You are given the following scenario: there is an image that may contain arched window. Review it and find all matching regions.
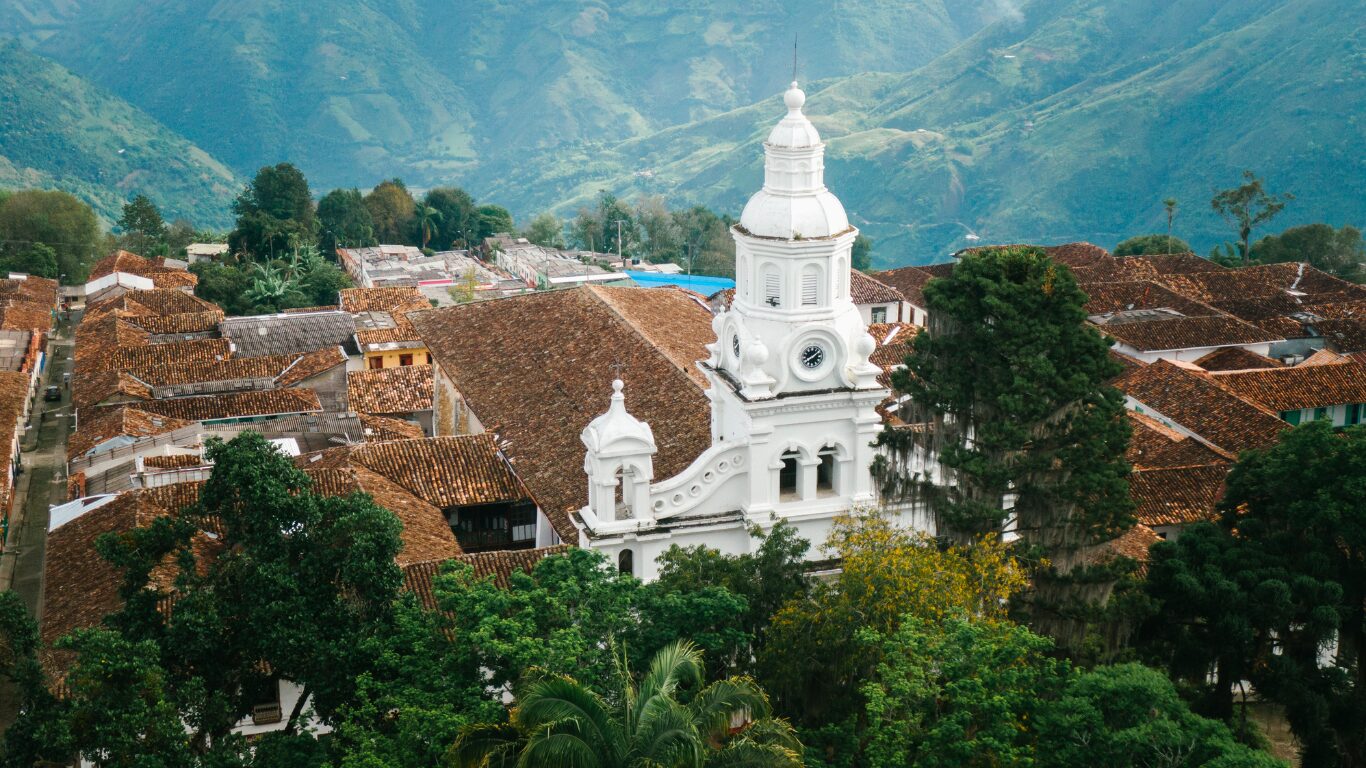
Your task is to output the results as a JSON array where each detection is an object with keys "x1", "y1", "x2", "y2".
[
  {"x1": 614, "y1": 466, "x2": 635, "y2": 520},
  {"x1": 817, "y1": 446, "x2": 838, "y2": 496},
  {"x1": 778, "y1": 450, "x2": 801, "y2": 500},
  {"x1": 800, "y1": 265, "x2": 821, "y2": 307},
  {"x1": 618, "y1": 549, "x2": 635, "y2": 576},
  {"x1": 762, "y1": 265, "x2": 782, "y2": 308}
]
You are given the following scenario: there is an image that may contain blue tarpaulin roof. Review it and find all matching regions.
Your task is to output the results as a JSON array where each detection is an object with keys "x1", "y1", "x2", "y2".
[{"x1": 624, "y1": 271, "x2": 736, "y2": 294}]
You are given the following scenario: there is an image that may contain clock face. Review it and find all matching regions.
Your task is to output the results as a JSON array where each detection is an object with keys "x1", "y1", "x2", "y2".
[
  {"x1": 800, "y1": 344, "x2": 826, "y2": 370},
  {"x1": 731, "y1": 334, "x2": 741, "y2": 359}
]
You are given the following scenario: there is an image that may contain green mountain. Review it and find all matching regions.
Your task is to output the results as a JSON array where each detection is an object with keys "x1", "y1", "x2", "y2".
[
  {"x1": 0, "y1": 0, "x2": 83, "y2": 45},
  {"x1": 34, "y1": 0, "x2": 1002, "y2": 190},
  {"x1": 0, "y1": 41, "x2": 241, "y2": 227},
  {"x1": 478, "y1": 0, "x2": 1366, "y2": 266}
]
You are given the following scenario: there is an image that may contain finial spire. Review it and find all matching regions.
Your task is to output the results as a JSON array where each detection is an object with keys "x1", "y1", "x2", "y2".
[{"x1": 792, "y1": 33, "x2": 798, "y2": 83}]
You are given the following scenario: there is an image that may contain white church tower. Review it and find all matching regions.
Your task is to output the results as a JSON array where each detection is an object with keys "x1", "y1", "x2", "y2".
[{"x1": 577, "y1": 82, "x2": 898, "y2": 580}]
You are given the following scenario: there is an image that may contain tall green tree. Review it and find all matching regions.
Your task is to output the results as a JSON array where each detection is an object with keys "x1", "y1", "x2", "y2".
[
  {"x1": 1140, "y1": 421, "x2": 1366, "y2": 768},
  {"x1": 1211, "y1": 171, "x2": 1294, "y2": 265},
  {"x1": 363, "y1": 179, "x2": 415, "y2": 244},
  {"x1": 523, "y1": 212, "x2": 566, "y2": 249},
  {"x1": 414, "y1": 204, "x2": 443, "y2": 250},
  {"x1": 228, "y1": 163, "x2": 316, "y2": 259},
  {"x1": 452, "y1": 640, "x2": 803, "y2": 768},
  {"x1": 0, "y1": 242, "x2": 59, "y2": 278},
  {"x1": 316, "y1": 188, "x2": 375, "y2": 252},
  {"x1": 872, "y1": 246, "x2": 1134, "y2": 646},
  {"x1": 851, "y1": 234, "x2": 874, "y2": 271},
  {"x1": 16, "y1": 432, "x2": 409, "y2": 763},
  {"x1": 476, "y1": 204, "x2": 515, "y2": 241},
  {"x1": 424, "y1": 187, "x2": 479, "y2": 249},
  {"x1": 1250, "y1": 223, "x2": 1365, "y2": 282},
  {"x1": 0, "y1": 188, "x2": 100, "y2": 281},
  {"x1": 116, "y1": 194, "x2": 168, "y2": 255}
]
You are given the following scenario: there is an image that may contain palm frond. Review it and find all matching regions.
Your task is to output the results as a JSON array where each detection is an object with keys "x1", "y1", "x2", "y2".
[
  {"x1": 450, "y1": 722, "x2": 525, "y2": 768},
  {"x1": 705, "y1": 740, "x2": 803, "y2": 768},
  {"x1": 516, "y1": 676, "x2": 623, "y2": 764},
  {"x1": 638, "y1": 640, "x2": 704, "y2": 709},
  {"x1": 688, "y1": 677, "x2": 771, "y2": 739},
  {"x1": 632, "y1": 698, "x2": 704, "y2": 768},
  {"x1": 520, "y1": 731, "x2": 604, "y2": 768}
]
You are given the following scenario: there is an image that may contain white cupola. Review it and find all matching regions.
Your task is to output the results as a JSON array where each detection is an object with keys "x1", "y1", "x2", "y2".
[
  {"x1": 710, "y1": 81, "x2": 881, "y2": 399},
  {"x1": 738, "y1": 82, "x2": 850, "y2": 240},
  {"x1": 581, "y1": 379, "x2": 656, "y2": 525}
]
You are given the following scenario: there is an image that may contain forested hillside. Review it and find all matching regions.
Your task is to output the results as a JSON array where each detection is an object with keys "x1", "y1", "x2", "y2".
[{"x1": 0, "y1": 42, "x2": 241, "y2": 226}]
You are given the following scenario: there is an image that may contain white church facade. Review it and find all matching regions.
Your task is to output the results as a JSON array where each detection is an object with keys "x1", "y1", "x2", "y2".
[{"x1": 575, "y1": 82, "x2": 931, "y2": 579}]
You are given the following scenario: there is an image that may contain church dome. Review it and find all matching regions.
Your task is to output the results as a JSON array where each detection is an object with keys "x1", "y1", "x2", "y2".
[{"x1": 739, "y1": 82, "x2": 850, "y2": 240}]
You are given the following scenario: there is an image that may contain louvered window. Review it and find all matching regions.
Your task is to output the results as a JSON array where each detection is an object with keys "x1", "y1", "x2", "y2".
[
  {"x1": 763, "y1": 271, "x2": 781, "y2": 307},
  {"x1": 801, "y1": 271, "x2": 819, "y2": 306}
]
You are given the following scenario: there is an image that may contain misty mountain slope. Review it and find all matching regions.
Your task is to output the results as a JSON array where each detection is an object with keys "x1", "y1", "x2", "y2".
[
  {"x1": 37, "y1": 0, "x2": 1002, "y2": 189},
  {"x1": 0, "y1": 42, "x2": 241, "y2": 226},
  {"x1": 480, "y1": 0, "x2": 1366, "y2": 266}
]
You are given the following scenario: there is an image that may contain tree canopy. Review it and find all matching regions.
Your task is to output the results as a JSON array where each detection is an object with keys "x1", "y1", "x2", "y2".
[
  {"x1": 1139, "y1": 421, "x2": 1366, "y2": 767},
  {"x1": 316, "y1": 188, "x2": 375, "y2": 252},
  {"x1": 1114, "y1": 233, "x2": 1191, "y2": 256},
  {"x1": 0, "y1": 188, "x2": 100, "y2": 281},
  {"x1": 228, "y1": 163, "x2": 317, "y2": 259},
  {"x1": 1250, "y1": 223, "x2": 1364, "y2": 282}
]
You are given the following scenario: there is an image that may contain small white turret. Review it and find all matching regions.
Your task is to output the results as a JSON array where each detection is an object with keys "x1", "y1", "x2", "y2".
[{"x1": 582, "y1": 379, "x2": 657, "y2": 525}]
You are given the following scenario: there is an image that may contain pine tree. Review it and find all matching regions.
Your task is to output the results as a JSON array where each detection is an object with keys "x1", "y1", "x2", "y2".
[{"x1": 872, "y1": 246, "x2": 1133, "y2": 646}]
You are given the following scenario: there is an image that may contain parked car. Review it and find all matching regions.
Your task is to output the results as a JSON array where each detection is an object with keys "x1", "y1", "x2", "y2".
[{"x1": 43, "y1": 385, "x2": 61, "y2": 402}]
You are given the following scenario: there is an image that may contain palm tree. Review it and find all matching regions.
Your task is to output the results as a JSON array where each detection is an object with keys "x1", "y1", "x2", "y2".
[
  {"x1": 451, "y1": 640, "x2": 802, "y2": 768},
  {"x1": 415, "y1": 204, "x2": 444, "y2": 250}
]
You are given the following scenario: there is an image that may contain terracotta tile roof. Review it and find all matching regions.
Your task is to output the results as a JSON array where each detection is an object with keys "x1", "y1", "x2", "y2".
[
  {"x1": 1098, "y1": 314, "x2": 1282, "y2": 352},
  {"x1": 870, "y1": 266, "x2": 933, "y2": 308},
  {"x1": 0, "y1": 275, "x2": 59, "y2": 305},
  {"x1": 1082, "y1": 281, "x2": 1221, "y2": 318},
  {"x1": 410, "y1": 286, "x2": 714, "y2": 540},
  {"x1": 359, "y1": 413, "x2": 426, "y2": 441},
  {"x1": 74, "y1": 314, "x2": 151, "y2": 356},
  {"x1": 283, "y1": 305, "x2": 342, "y2": 314},
  {"x1": 918, "y1": 262, "x2": 957, "y2": 279},
  {"x1": 347, "y1": 364, "x2": 434, "y2": 414},
  {"x1": 340, "y1": 287, "x2": 428, "y2": 313},
  {"x1": 588, "y1": 285, "x2": 716, "y2": 389},
  {"x1": 1193, "y1": 347, "x2": 1285, "y2": 372},
  {"x1": 850, "y1": 270, "x2": 905, "y2": 305},
  {"x1": 76, "y1": 338, "x2": 232, "y2": 373},
  {"x1": 1209, "y1": 361, "x2": 1366, "y2": 412},
  {"x1": 1319, "y1": 318, "x2": 1366, "y2": 353},
  {"x1": 88, "y1": 251, "x2": 198, "y2": 289},
  {"x1": 85, "y1": 289, "x2": 219, "y2": 320},
  {"x1": 1130, "y1": 464, "x2": 1229, "y2": 528},
  {"x1": 0, "y1": 305, "x2": 54, "y2": 334},
  {"x1": 297, "y1": 434, "x2": 530, "y2": 510},
  {"x1": 868, "y1": 323, "x2": 917, "y2": 370},
  {"x1": 67, "y1": 406, "x2": 195, "y2": 460},
  {"x1": 129, "y1": 311, "x2": 223, "y2": 335},
  {"x1": 123, "y1": 388, "x2": 322, "y2": 422},
  {"x1": 1072, "y1": 254, "x2": 1226, "y2": 285},
  {"x1": 1126, "y1": 411, "x2": 1234, "y2": 467},
  {"x1": 1115, "y1": 360, "x2": 1287, "y2": 455},
  {"x1": 344, "y1": 467, "x2": 462, "y2": 565},
  {"x1": 1298, "y1": 349, "x2": 1351, "y2": 367},
  {"x1": 402, "y1": 545, "x2": 574, "y2": 608},
  {"x1": 141, "y1": 454, "x2": 206, "y2": 469},
  {"x1": 0, "y1": 371, "x2": 29, "y2": 508},
  {"x1": 275, "y1": 347, "x2": 347, "y2": 387},
  {"x1": 72, "y1": 368, "x2": 153, "y2": 411}
]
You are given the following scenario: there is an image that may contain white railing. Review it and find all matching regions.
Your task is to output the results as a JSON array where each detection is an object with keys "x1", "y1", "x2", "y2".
[{"x1": 647, "y1": 443, "x2": 747, "y2": 521}]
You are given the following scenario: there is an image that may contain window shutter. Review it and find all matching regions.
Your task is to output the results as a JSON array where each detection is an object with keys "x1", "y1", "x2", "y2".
[
  {"x1": 764, "y1": 272, "x2": 781, "y2": 306},
  {"x1": 801, "y1": 272, "x2": 818, "y2": 306}
]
